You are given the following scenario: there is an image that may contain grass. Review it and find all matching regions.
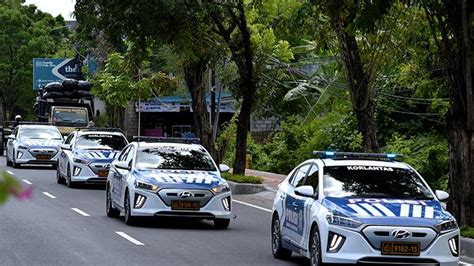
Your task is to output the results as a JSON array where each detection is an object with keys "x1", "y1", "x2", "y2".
[
  {"x1": 222, "y1": 172, "x2": 263, "y2": 184},
  {"x1": 461, "y1": 225, "x2": 474, "y2": 238}
]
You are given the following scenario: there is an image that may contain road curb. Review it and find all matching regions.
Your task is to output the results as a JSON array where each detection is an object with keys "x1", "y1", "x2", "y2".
[
  {"x1": 461, "y1": 237, "x2": 474, "y2": 263},
  {"x1": 228, "y1": 181, "x2": 266, "y2": 195}
]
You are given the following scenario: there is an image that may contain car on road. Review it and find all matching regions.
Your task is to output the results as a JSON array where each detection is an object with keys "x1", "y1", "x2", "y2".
[
  {"x1": 6, "y1": 124, "x2": 63, "y2": 168},
  {"x1": 271, "y1": 151, "x2": 459, "y2": 266},
  {"x1": 57, "y1": 128, "x2": 128, "y2": 187},
  {"x1": 105, "y1": 137, "x2": 232, "y2": 228}
]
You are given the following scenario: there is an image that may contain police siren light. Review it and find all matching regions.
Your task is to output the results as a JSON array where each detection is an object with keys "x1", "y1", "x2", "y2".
[{"x1": 312, "y1": 151, "x2": 403, "y2": 161}]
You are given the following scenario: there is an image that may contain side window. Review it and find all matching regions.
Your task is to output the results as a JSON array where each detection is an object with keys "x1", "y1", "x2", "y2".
[
  {"x1": 64, "y1": 133, "x2": 74, "y2": 144},
  {"x1": 291, "y1": 164, "x2": 311, "y2": 187},
  {"x1": 304, "y1": 164, "x2": 319, "y2": 192},
  {"x1": 13, "y1": 127, "x2": 18, "y2": 137},
  {"x1": 125, "y1": 147, "x2": 135, "y2": 166},
  {"x1": 117, "y1": 146, "x2": 131, "y2": 161}
]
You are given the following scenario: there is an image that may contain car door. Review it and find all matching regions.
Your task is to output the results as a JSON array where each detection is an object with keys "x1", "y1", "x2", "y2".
[
  {"x1": 300, "y1": 164, "x2": 320, "y2": 247},
  {"x1": 59, "y1": 133, "x2": 74, "y2": 176},
  {"x1": 111, "y1": 145, "x2": 134, "y2": 204},
  {"x1": 281, "y1": 163, "x2": 312, "y2": 248},
  {"x1": 118, "y1": 146, "x2": 135, "y2": 204}
]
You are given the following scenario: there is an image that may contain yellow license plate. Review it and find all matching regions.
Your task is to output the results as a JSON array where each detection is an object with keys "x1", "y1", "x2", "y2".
[
  {"x1": 171, "y1": 201, "x2": 200, "y2": 210},
  {"x1": 36, "y1": 154, "x2": 51, "y2": 160},
  {"x1": 381, "y1": 242, "x2": 420, "y2": 256},
  {"x1": 97, "y1": 170, "x2": 109, "y2": 177}
]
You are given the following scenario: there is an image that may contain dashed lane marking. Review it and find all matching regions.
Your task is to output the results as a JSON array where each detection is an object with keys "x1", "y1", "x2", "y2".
[
  {"x1": 42, "y1": 192, "x2": 57, "y2": 199},
  {"x1": 6, "y1": 170, "x2": 14, "y2": 175},
  {"x1": 232, "y1": 199, "x2": 272, "y2": 213},
  {"x1": 71, "y1": 208, "x2": 90, "y2": 217},
  {"x1": 22, "y1": 179, "x2": 32, "y2": 185},
  {"x1": 115, "y1": 231, "x2": 145, "y2": 246}
]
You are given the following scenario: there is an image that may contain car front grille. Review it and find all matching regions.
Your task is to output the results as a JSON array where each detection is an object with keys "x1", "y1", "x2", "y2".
[
  {"x1": 157, "y1": 189, "x2": 213, "y2": 208},
  {"x1": 362, "y1": 226, "x2": 438, "y2": 251}
]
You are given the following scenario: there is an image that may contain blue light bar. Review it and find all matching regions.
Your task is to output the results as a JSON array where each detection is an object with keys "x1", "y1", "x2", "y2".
[
  {"x1": 312, "y1": 151, "x2": 403, "y2": 161},
  {"x1": 325, "y1": 151, "x2": 335, "y2": 157}
]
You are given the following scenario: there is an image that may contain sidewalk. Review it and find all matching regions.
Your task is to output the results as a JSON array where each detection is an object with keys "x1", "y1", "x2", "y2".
[{"x1": 244, "y1": 168, "x2": 286, "y2": 192}]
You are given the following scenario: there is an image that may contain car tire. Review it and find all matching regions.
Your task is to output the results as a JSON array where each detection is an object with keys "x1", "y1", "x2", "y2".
[
  {"x1": 214, "y1": 218, "x2": 230, "y2": 229},
  {"x1": 124, "y1": 190, "x2": 137, "y2": 226},
  {"x1": 51, "y1": 163, "x2": 57, "y2": 170},
  {"x1": 66, "y1": 163, "x2": 75, "y2": 188},
  {"x1": 271, "y1": 214, "x2": 292, "y2": 259},
  {"x1": 12, "y1": 149, "x2": 19, "y2": 168},
  {"x1": 6, "y1": 150, "x2": 12, "y2": 167},
  {"x1": 56, "y1": 166, "x2": 65, "y2": 184},
  {"x1": 309, "y1": 224, "x2": 322, "y2": 266},
  {"x1": 106, "y1": 183, "x2": 120, "y2": 218}
]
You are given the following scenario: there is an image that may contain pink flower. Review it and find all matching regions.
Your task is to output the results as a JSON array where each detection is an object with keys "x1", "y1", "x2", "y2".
[{"x1": 9, "y1": 185, "x2": 34, "y2": 200}]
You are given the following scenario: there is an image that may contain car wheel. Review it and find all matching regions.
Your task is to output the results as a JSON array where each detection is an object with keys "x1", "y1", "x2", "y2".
[
  {"x1": 271, "y1": 215, "x2": 292, "y2": 259},
  {"x1": 66, "y1": 163, "x2": 75, "y2": 188},
  {"x1": 56, "y1": 166, "x2": 65, "y2": 184},
  {"x1": 6, "y1": 149, "x2": 12, "y2": 167},
  {"x1": 309, "y1": 224, "x2": 322, "y2": 266},
  {"x1": 106, "y1": 183, "x2": 120, "y2": 218},
  {"x1": 214, "y1": 218, "x2": 230, "y2": 229},
  {"x1": 12, "y1": 149, "x2": 19, "y2": 168},
  {"x1": 124, "y1": 190, "x2": 137, "y2": 225},
  {"x1": 51, "y1": 163, "x2": 57, "y2": 170}
]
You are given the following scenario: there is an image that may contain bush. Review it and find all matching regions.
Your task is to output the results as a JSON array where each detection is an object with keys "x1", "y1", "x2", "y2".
[
  {"x1": 461, "y1": 225, "x2": 474, "y2": 238},
  {"x1": 221, "y1": 172, "x2": 262, "y2": 184}
]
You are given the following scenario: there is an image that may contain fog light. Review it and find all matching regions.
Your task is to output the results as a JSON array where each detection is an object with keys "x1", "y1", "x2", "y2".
[
  {"x1": 73, "y1": 166, "x2": 81, "y2": 176},
  {"x1": 17, "y1": 151, "x2": 23, "y2": 159},
  {"x1": 327, "y1": 232, "x2": 345, "y2": 253},
  {"x1": 134, "y1": 194, "x2": 147, "y2": 208},
  {"x1": 222, "y1": 196, "x2": 231, "y2": 211},
  {"x1": 448, "y1": 236, "x2": 459, "y2": 257}
]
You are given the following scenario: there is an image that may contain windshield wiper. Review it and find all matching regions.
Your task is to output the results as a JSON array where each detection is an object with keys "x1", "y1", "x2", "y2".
[{"x1": 411, "y1": 196, "x2": 434, "y2": 200}]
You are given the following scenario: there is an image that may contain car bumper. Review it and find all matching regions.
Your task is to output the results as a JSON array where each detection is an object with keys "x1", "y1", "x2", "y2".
[
  {"x1": 15, "y1": 149, "x2": 59, "y2": 164},
  {"x1": 322, "y1": 225, "x2": 459, "y2": 266},
  {"x1": 70, "y1": 163, "x2": 108, "y2": 183},
  {"x1": 130, "y1": 189, "x2": 232, "y2": 220}
]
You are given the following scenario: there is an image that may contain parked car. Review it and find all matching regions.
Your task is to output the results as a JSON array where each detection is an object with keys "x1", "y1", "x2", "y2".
[{"x1": 271, "y1": 151, "x2": 459, "y2": 266}]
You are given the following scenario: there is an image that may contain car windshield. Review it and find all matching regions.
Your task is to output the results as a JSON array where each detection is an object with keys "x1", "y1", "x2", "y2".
[
  {"x1": 52, "y1": 108, "x2": 88, "y2": 127},
  {"x1": 136, "y1": 146, "x2": 216, "y2": 171},
  {"x1": 75, "y1": 134, "x2": 128, "y2": 150},
  {"x1": 323, "y1": 165, "x2": 433, "y2": 200},
  {"x1": 19, "y1": 127, "x2": 62, "y2": 140}
]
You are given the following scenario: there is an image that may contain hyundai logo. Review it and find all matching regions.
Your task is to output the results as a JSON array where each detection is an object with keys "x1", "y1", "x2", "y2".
[
  {"x1": 391, "y1": 229, "x2": 411, "y2": 239},
  {"x1": 179, "y1": 191, "x2": 193, "y2": 198}
]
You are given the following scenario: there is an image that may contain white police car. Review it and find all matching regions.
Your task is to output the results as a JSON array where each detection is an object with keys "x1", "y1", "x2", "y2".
[
  {"x1": 105, "y1": 137, "x2": 232, "y2": 228},
  {"x1": 57, "y1": 128, "x2": 128, "y2": 187},
  {"x1": 271, "y1": 151, "x2": 459, "y2": 266},
  {"x1": 6, "y1": 124, "x2": 63, "y2": 168}
]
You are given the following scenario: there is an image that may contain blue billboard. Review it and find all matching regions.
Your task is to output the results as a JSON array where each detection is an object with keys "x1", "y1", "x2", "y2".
[{"x1": 33, "y1": 58, "x2": 83, "y2": 90}]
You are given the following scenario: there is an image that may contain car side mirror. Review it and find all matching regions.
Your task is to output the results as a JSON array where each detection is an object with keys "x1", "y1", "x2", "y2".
[
  {"x1": 295, "y1": 185, "x2": 315, "y2": 198},
  {"x1": 7, "y1": 135, "x2": 15, "y2": 140},
  {"x1": 114, "y1": 161, "x2": 131, "y2": 171},
  {"x1": 219, "y1": 164, "x2": 230, "y2": 173},
  {"x1": 435, "y1": 190, "x2": 449, "y2": 201},
  {"x1": 61, "y1": 144, "x2": 71, "y2": 150}
]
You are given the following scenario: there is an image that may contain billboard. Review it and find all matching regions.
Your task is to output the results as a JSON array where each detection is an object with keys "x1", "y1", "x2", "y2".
[{"x1": 33, "y1": 58, "x2": 83, "y2": 90}]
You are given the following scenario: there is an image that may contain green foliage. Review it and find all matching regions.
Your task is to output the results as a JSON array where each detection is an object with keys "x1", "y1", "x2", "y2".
[
  {"x1": 382, "y1": 133, "x2": 448, "y2": 190},
  {"x1": 0, "y1": 171, "x2": 21, "y2": 204},
  {"x1": 221, "y1": 172, "x2": 262, "y2": 184},
  {"x1": 461, "y1": 225, "x2": 474, "y2": 238}
]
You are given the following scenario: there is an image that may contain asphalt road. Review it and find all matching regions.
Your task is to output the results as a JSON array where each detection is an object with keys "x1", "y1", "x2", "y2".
[{"x1": 0, "y1": 157, "x2": 307, "y2": 266}]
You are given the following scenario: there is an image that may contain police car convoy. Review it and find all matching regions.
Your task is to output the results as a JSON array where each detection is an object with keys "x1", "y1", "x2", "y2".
[
  {"x1": 272, "y1": 151, "x2": 459, "y2": 266},
  {"x1": 3, "y1": 123, "x2": 460, "y2": 264}
]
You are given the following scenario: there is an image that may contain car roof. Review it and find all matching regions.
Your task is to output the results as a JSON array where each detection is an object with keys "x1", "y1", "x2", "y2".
[
  {"x1": 134, "y1": 141, "x2": 204, "y2": 150},
  {"x1": 19, "y1": 125, "x2": 58, "y2": 129},
  {"x1": 314, "y1": 158, "x2": 410, "y2": 169},
  {"x1": 77, "y1": 131, "x2": 124, "y2": 136}
]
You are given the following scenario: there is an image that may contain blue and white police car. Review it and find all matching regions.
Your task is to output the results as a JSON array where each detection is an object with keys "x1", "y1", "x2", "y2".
[
  {"x1": 57, "y1": 128, "x2": 128, "y2": 187},
  {"x1": 105, "y1": 137, "x2": 232, "y2": 228},
  {"x1": 6, "y1": 124, "x2": 63, "y2": 168},
  {"x1": 271, "y1": 151, "x2": 459, "y2": 266}
]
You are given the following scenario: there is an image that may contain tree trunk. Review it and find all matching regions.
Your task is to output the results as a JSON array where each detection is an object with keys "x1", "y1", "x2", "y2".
[
  {"x1": 183, "y1": 61, "x2": 217, "y2": 161},
  {"x1": 335, "y1": 21, "x2": 379, "y2": 152}
]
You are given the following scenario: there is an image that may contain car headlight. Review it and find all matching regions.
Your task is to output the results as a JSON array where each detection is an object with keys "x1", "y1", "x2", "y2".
[
  {"x1": 436, "y1": 218, "x2": 458, "y2": 234},
  {"x1": 18, "y1": 145, "x2": 29, "y2": 150},
  {"x1": 134, "y1": 180, "x2": 159, "y2": 192},
  {"x1": 326, "y1": 212, "x2": 363, "y2": 228},
  {"x1": 211, "y1": 183, "x2": 230, "y2": 194},
  {"x1": 73, "y1": 157, "x2": 90, "y2": 165}
]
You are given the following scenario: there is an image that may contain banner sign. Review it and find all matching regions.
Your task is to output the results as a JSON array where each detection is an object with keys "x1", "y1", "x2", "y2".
[{"x1": 33, "y1": 58, "x2": 83, "y2": 90}]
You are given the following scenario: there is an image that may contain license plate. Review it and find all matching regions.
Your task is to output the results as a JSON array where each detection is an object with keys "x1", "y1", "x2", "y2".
[
  {"x1": 36, "y1": 154, "x2": 51, "y2": 160},
  {"x1": 381, "y1": 242, "x2": 420, "y2": 256},
  {"x1": 171, "y1": 200, "x2": 200, "y2": 210},
  {"x1": 97, "y1": 170, "x2": 109, "y2": 177}
]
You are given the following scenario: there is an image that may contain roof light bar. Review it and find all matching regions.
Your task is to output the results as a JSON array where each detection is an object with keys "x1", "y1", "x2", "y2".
[
  {"x1": 313, "y1": 151, "x2": 403, "y2": 161},
  {"x1": 78, "y1": 127, "x2": 123, "y2": 132},
  {"x1": 133, "y1": 136, "x2": 201, "y2": 144}
]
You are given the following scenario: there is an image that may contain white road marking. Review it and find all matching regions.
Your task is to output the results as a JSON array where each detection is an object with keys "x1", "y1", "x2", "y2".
[
  {"x1": 22, "y1": 179, "x2": 32, "y2": 185},
  {"x1": 232, "y1": 199, "x2": 272, "y2": 213},
  {"x1": 460, "y1": 261, "x2": 473, "y2": 266},
  {"x1": 115, "y1": 231, "x2": 145, "y2": 246},
  {"x1": 42, "y1": 192, "x2": 57, "y2": 199},
  {"x1": 71, "y1": 208, "x2": 90, "y2": 217},
  {"x1": 6, "y1": 170, "x2": 14, "y2": 175},
  {"x1": 347, "y1": 204, "x2": 370, "y2": 217}
]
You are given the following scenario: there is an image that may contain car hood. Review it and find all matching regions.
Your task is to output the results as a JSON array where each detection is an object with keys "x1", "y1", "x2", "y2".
[
  {"x1": 74, "y1": 149, "x2": 120, "y2": 162},
  {"x1": 19, "y1": 139, "x2": 62, "y2": 148},
  {"x1": 322, "y1": 196, "x2": 453, "y2": 227},
  {"x1": 133, "y1": 169, "x2": 224, "y2": 190}
]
